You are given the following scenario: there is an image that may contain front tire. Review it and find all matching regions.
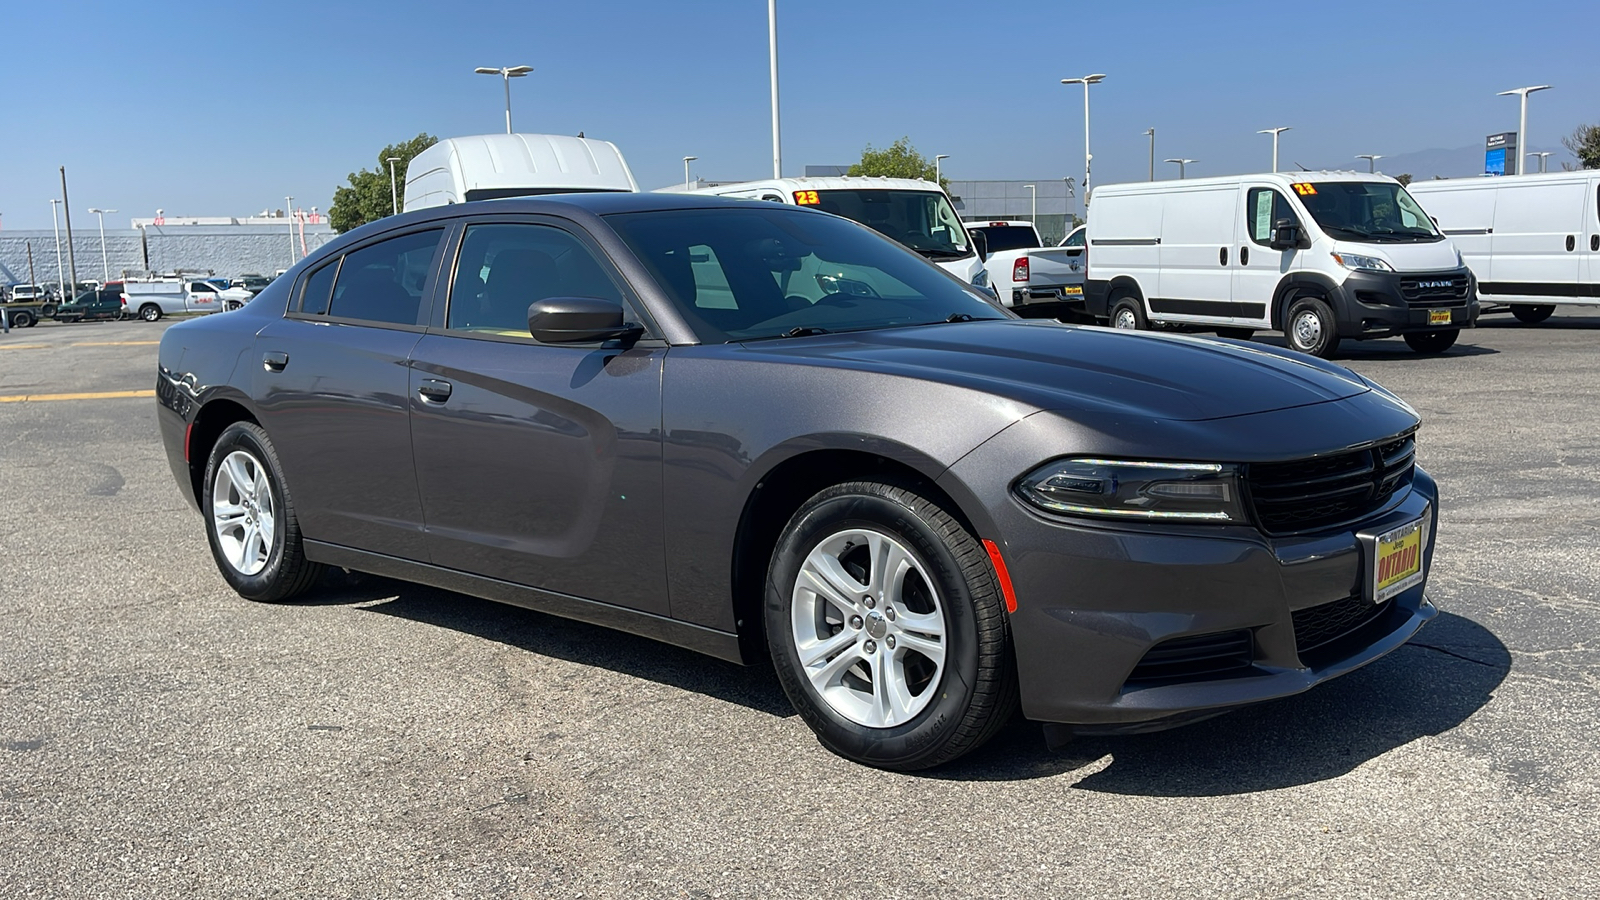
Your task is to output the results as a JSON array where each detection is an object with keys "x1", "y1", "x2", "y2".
[
  {"x1": 140, "y1": 304, "x2": 162, "y2": 322},
  {"x1": 201, "y1": 422, "x2": 323, "y2": 602},
  {"x1": 1403, "y1": 329, "x2": 1459, "y2": 355},
  {"x1": 1285, "y1": 296, "x2": 1340, "y2": 359},
  {"x1": 1110, "y1": 294, "x2": 1147, "y2": 331},
  {"x1": 766, "y1": 480, "x2": 1017, "y2": 771},
  {"x1": 1511, "y1": 305, "x2": 1554, "y2": 324}
]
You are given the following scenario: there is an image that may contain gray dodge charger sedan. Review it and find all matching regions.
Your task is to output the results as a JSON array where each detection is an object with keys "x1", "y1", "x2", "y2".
[{"x1": 156, "y1": 193, "x2": 1438, "y2": 770}]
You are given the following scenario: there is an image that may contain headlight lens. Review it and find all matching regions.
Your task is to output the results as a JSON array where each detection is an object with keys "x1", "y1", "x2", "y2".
[
  {"x1": 1330, "y1": 251, "x2": 1394, "y2": 272},
  {"x1": 1016, "y1": 459, "x2": 1246, "y2": 523}
]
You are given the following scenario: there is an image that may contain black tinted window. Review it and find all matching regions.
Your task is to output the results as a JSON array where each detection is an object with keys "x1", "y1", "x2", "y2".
[
  {"x1": 969, "y1": 225, "x2": 1040, "y2": 253},
  {"x1": 299, "y1": 260, "x2": 338, "y2": 315},
  {"x1": 448, "y1": 224, "x2": 623, "y2": 333},
  {"x1": 327, "y1": 229, "x2": 443, "y2": 325}
]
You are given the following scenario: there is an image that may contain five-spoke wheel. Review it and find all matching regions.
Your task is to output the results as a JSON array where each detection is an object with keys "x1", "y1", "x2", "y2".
[{"x1": 202, "y1": 421, "x2": 323, "y2": 602}]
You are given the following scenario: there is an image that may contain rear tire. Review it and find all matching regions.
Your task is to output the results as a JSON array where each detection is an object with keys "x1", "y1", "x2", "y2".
[
  {"x1": 201, "y1": 422, "x2": 324, "y2": 603},
  {"x1": 1284, "y1": 296, "x2": 1340, "y2": 359},
  {"x1": 11, "y1": 311, "x2": 34, "y2": 328},
  {"x1": 1403, "y1": 329, "x2": 1459, "y2": 355},
  {"x1": 1511, "y1": 305, "x2": 1554, "y2": 324},
  {"x1": 140, "y1": 304, "x2": 162, "y2": 322},
  {"x1": 1110, "y1": 295, "x2": 1147, "y2": 331},
  {"x1": 766, "y1": 480, "x2": 1017, "y2": 771}
]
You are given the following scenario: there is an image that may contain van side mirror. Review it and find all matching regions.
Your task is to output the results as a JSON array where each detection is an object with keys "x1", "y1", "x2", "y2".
[
  {"x1": 970, "y1": 229, "x2": 988, "y2": 262},
  {"x1": 527, "y1": 297, "x2": 642, "y2": 344},
  {"x1": 1270, "y1": 218, "x2": 1305, "y2": 251}
]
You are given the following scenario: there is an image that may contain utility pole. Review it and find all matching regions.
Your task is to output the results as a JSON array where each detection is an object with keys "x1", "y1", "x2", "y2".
[
  {"x1": 1258, "y1": 127, "x2": 1291, "y2": 172},
  {"x1": 768, "y1": 0, "x2": 782, "y2": 178},
  {"x1": 285, "y1": 196, "x2": 295, "y2": 267},
  {"x1": 60, "y1": 167, "x2": 79, "y2": 293},
  {"x1": 49, "y1": 199, "x2": 66, "y2": 298},
  {"x1": 387, "y1": 157, "x2": 402, "y2": 215}
]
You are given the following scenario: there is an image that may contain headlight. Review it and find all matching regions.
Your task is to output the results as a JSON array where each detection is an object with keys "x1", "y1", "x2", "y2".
[
  {"x1": 1016, "y1": 458, "x2": 1246, "y2": 523},
  {"x1": 1330, "y1": 251, "x2": 1394, "y2": 272},
  {"x1": 971, "y1": 267, "x2": 990, "y2": 289}
]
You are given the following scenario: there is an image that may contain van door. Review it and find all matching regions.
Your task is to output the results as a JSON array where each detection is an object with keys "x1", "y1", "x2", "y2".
[
  {"x1": 1233, "y1": 184, "x2": 1301, "y2": 327},
  {"x1": 1154, "y1": 186, "x2": 1238, "y2": 323},
  {"x1": 1585, "y1": 178, "x2": 1600, "y2": 295},
  {"x1": 1418, "y1": 185, "x2": 1496, "y2": 285},
  {"x1": 1488, "y1": 179, "x2": 1586, "y2": 297}
]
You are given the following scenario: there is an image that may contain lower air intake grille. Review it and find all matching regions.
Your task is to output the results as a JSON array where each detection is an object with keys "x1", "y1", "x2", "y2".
[
  {"x1": 1127, "y1": 630, "x2": 1254, "y2": 686},
  {"x1": 1293, "y1": 595, "x2": 1391, "y2": 654}
]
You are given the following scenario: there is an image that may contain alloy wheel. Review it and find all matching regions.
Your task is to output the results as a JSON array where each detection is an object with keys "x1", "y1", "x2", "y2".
[{"x1": 211, "y1": 450, "x2": 275, "y2": 576}]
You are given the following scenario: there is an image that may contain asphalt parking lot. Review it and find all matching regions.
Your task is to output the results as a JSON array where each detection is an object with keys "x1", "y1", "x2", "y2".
[{"x1": 3, "y1": 312, "x2": 1598, "y2": 899}]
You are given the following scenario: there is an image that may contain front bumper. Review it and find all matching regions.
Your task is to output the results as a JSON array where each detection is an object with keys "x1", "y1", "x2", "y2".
[{"x1": 1331, "y1": 267, "x2": 1479, "y2": 339}]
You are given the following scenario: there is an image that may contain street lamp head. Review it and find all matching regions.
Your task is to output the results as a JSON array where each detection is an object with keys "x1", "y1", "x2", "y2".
[
  {"x1": 505, "y1": 65, "x2": 533, "y2": 77},
  {"x1": 1257, "y1": 127, "x2": 1292, "y2": 135},
  {"x1": 1061, "y1": 73, "x2": 1107, "y2": 85},
  {"x1": 935, "y1": 154, "x2": 949, "y2": 161},
  {"x1": 474, "y1": 67, "x2": 499, "y2": 74},
  {"x1": 1497, "y1": 85, "x2": 1552, "y2": 97},
  {"x1": 683, "y1": 156, "x2": 697, "y2": 163},
  {"x1": 387, "y1": 157, "x2": 402, "y2": 163}
]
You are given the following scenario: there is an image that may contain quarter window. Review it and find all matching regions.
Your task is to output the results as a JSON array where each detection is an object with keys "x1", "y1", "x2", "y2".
[
  {"x1": 1246, "y1": 188, "x2": 1300, "y2": 246},
  {"x1": 299, "y1": 260, "x2": 338, "y2": 315},
  {"x1": 327, "y1": 229, "x2": 444, "y2": 325},
  {"x1": 447, "y1": 223, "x2": 625, "y2": 334}
]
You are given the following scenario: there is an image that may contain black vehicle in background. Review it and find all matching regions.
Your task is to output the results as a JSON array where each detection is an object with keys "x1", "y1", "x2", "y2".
[{"x1": 54, "y1": 284, "x2": 127, "y2": 322}]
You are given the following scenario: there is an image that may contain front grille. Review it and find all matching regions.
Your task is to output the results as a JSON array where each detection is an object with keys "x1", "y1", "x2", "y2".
[
  {"x1": 1399, "y1": 274, "x2": 1470, "y2": 305},
  {"x1": 1246, "y1": 435, "x2": 1415, "y2": 534},
  {"x1": 1126, "y1": 629, "x2": 1254, "y2": 686},
  {"x1": 1293, "y1": 594, "x2": 1392, "y2": 654}
]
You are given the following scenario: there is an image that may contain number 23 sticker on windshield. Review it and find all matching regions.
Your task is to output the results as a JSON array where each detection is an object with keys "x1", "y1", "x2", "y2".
[{"x1": 1372, "y1": 516, "x2": 1426, "y2": 602}]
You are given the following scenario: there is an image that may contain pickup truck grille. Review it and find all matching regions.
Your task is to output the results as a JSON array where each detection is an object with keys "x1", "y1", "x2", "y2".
[
  {"x1": 1399, "y1": 274, "x2": 1470, "y2": 305},
  {"x1": 1245, "y1": 435, "x2": 1415, "y2": 534}
]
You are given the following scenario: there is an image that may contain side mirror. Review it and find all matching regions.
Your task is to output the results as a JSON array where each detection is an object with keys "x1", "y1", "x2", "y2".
[
  {"x1": 1270, "y1": 218, "x2": 1304, "y2": 251},
  {"x1": 970, "y1": 229, "x2": 988, "y2": 262},
  {"x1": 527, "y1": 296, "x2": 642, "y2": 344}
]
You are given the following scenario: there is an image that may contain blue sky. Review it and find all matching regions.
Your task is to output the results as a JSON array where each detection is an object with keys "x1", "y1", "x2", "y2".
[{"x1": 1, "y1": 0, "x2": 1595, "y2": 229}]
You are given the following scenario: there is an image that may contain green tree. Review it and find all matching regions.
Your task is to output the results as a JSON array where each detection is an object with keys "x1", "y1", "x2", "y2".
[
  {"x1": 329, "y1": 133, "x2": 438, "y2": 233},
  {"x1": 847, "y1": 137, "x2": 949, "y2": 188},
  {"x1": 1395, "y1": 173, "x2": 1413, "y2": 186},
  {"x1": 1560, "y1": 123, "x2": 1600, "y2": 169}
]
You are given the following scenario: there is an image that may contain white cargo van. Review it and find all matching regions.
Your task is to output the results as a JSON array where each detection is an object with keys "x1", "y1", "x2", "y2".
[
  {"x1": 683, "y1": 177, "x2": 992, "y2": 295},
  {"x1": 1407, "y1": 171, "x2": 1600, "y2": 324},
  {"x1": 1086, "y1": 172, "x2": 1478, "y2": 357},
  {"x1": 403, "y1": 133, "x2": 638, "y2": 212}
]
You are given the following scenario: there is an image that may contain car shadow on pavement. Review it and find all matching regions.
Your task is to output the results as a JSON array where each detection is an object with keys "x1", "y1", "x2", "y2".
[
  {"x1": 1250, "y1": 334, "x2": 1500, "y2": 361},
  {"x1": 924, "y1": 611, "x2": 1509, "y2": 792}
]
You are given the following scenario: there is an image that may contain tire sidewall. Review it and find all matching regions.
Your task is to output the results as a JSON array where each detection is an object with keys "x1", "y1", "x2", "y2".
[
  {"x1": 766, "y1": 487, "x2": 984, "y2": 768},
  {"x1": 141, "y1": 305, "x2": 161, "y2": 321},
  {"x1": 202, "y1": 423, "x2": 292, "y2": 600},
  {"x1": 1286, "y1": 297, "x2": 1334, "y2": 356},
  {"x1": 1111, "y1": 295, "x2": 1145, "y2": 330}
]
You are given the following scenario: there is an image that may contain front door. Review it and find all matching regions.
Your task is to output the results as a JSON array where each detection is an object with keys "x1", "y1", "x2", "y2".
[
  {"x1": 407, "y1": 219, "x2": 668, "y2": 614},
  {"x1": 1234, "y1": 185, "x2": 1303, "y2": 328}
]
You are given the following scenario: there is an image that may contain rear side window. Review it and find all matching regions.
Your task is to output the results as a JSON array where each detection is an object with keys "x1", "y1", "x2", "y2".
[
  {"x1": 971, "y1": 225, "x2": 1041, "y2": 253},
  {"x1": 327, "y1": 229, "x2": 444, "y2": 325},
  {"x1": 299, "y1": 260, "x2": 338, "y2": 315},
  {"x1": 1246, "y1": 188, "x2": 1300, "y2": 245}
]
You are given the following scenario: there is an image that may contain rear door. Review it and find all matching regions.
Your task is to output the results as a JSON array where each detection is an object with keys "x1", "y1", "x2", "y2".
[
  {"x1": 1155, "y1": 186, "x2": 1238, "y2": 322},
  {"x1": 406, "y1": 217, "x2": 669, "y2": 613},
  {"x1": 1490, "y1": 179, "x2": 1586, "y2": 295},
  {"x1": 1585, "y1": 178, "x2": 1600, "y2": 294}
]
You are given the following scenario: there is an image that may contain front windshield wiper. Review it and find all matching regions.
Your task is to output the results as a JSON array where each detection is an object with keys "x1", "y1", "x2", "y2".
[
  {"x1": 901, "y1": 313, "x2": 1005, "y2": 328},
  {"x1": 742, "y1": 326, "x2": 833, "y2": 342}
]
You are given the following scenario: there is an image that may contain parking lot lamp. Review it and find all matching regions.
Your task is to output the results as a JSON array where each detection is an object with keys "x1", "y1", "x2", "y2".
[
  {"x1": 1144, "y1": 128, "x2": 1155, "y2": 181},
  {"x1": 285, "y1": 195, "x2": 295, "y2": 266},
  {"x1": 769, "y1": 0, "x2": 781, "y2": 178},
  {"x1": 1061, "y1": 75, "x2": 1106, "y2": 207},
  {"x1": 1164, "y1": 158, "x2": 1196, "y2": 179},
  {"x1": 1024, "y1": 184, "x2": 1036, "y2": 222},
  {"x1": 87, "y1": 208, "x2": 117, "y2": 282},
  {"x1": 387, "y1": 157, "x2": 402, "y2": 215},
  {"x1": 1497, "y1": 85, "x2": 1552, "y2": 175},
  {"x1": 1357, "y1": 154, "x2": 1383, "y2": 173},
  {"x1": 934, "y1": 154, "x2": 949, "y2": 184},
  {"x1": 683, "y1": 156, "x2": 697, "y2": 191},
  {"x1": 475, "y1": 65, "x2": 534, "y2": 134},
  {"x1": 1258, "y1": 127, "x2": 1291, "y2": 172},
  {"x1": 1528, "y1": 151, "x2": 1552, "y2": 173},
  {"x1": 49, "y1": 199, "x2": 66, "y2": 297}
]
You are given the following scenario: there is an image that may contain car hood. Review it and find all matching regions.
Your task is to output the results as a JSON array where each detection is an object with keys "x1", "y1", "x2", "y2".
[{"x1": 733, "y1": 320, "x2": 1370, "y2": 422}]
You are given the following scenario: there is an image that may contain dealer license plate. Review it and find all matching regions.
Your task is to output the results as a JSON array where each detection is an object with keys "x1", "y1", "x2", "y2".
[
  {"x1": 1372, "y1": 517, "x2": 1425, "y2": 602},
  {"x1": 1428, "y1": 309, "x2": 1451, "y2": 325},
  {"x1": 1062, "y1": 285, "x2": 1084, "y2": 296}
]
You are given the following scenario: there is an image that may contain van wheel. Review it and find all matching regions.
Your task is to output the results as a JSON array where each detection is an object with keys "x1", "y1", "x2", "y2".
[
  {"x1": 765, "y1": 480, "x2": 1017, "y2": 771},
  {"x1": 1511, "y1": 305, "x2": 1554, "y2": 324},
  {"x1": 1285, "y1": 296, "x2": 1340, "y2": 359},
  {"x1": 1215, "y1": 327, "x2": 1255, "y2": 341},
  {"x1": 1110, "y1": 296, "x2": 1146, "y2": 331},
  {"x1": 140, "y1": 304, "x2": 162, "y2": 322},
  {"x1": 1403, "y1": 329, "x2": 1459, "y2": 355}
]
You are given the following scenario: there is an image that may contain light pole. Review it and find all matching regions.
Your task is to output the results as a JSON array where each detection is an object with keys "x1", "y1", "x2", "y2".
[
  {"x1": 934, "y1": 154, "x2": 949, "y2": 185},
  {"x1": 1024, "y1": 184, "x2": 1036, "y2": 222},
  {"x1": 682, "y1": 156, "x2": 698, "y2": 190},
  {"x1": 285, "y1": 195, "x2": 295, "y2": 266},
  {"x1": 1061, "y1": 74, "x2": 1106, "y2": 207},
  {"x1": 1528, "y1": 151, "x2": 1552, "y2": 173},
  {"x1": 474, "y1": 65, "x2": 534, "y2": 134},
  {"x1": 768, "y1": 0, "x2": 781, "y2": 178},
  {"x1": 1356, "y1": 154, "x2": 1384, "y2": 173},
  {"x1": 386, "y1": 157, "x2": 402, "y2": 214},
  {"x1": 1164, "y1": 158, "x2": 1196, "y2": 179},
  {"x1": 1497, "y1": 85, "x2": 1552, "y2": 175},
  {"x1": 1258, "y1": 127, "x2": 1291, "y2": 172},
  {"x1": 48, "y1": 199, "x2": 65, "y2": 298},
  {"x1": 87, "y1": 208, "x2": 117, "y2": 282},
  {"x1": 1144, "y1": 128, "x2": 1155, "y2": 181}
]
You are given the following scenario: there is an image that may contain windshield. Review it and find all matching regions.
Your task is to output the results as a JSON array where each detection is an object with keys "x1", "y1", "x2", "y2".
[
  {"x1": 607, "y1": 207, "x2": 1006, "y2": 343},
  {"x1": 1297, "y1": 182, "x2": 1442, "y2": 242},
  {"x1": 801, "y1": 189, "x2": 973, "y2": 259},
  {"x1": 967, "y1": 225, "x2": 1041, "y2": 253}
]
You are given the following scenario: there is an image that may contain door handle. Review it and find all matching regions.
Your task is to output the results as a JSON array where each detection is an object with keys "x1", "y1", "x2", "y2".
[
  {"x1": 262, "y1": 351, "x2": 289, "y2": 372},
  {"x1": 1591, "y1": 234, "x2": 1599, "y2": 251},
  {"x1": 1219, "y1": 247, "x2": 1229, "y2": 266},
  {"x1": 417, "y1": 378, "x2": 453, "y2": 403},
  {"x1": 1240, "y1": 246, "x2": 1250, "y2": 266},
  {"x1": 1567, "y1": 235, "x2": 1576, "y2": 252}
]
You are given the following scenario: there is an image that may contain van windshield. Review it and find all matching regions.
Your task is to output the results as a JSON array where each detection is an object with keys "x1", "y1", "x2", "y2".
[
  {"x1": 1298, "y1": 182, "x2": 1443, "y2": 243},
  {"x1": 803, "y1": 190, "x2": 973, "y2": 260}
]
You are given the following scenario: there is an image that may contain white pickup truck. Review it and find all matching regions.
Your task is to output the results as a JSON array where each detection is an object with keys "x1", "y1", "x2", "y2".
[
  {"x1": 124, "y1": 278, "x2": 252, "y2": 321},
  {"x1": 965, "y1": 221, "x2": 1086, "y2": 317}
]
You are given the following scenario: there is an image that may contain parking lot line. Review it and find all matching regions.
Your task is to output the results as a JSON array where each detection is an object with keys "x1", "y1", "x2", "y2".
[
  {"x1": 0, "y1": 389, "x2": 156, "y2": 404},
  {"x1": 71, "y1": 341, "x2": 161, "y2": 347},
  {"x1": 0, "y1": 344, "x2": 51, "y2": 351}
]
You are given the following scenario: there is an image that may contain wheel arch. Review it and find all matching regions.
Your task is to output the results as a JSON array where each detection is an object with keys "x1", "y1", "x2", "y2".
[
  {"x1": 1269, "y1": 272, "x2": 1341, "y2": 331},
  {"x1": 186, "y1": 394, "x2": 259, "y2": 506}
]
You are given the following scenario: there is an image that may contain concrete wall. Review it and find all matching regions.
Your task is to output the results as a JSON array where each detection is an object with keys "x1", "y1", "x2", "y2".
[
  {"x1": 947, "y1": 180, "x2": 1079, "y2": 245},
  {"x1": 0, "y1": 224, "x2": 338, "y2": 286}
]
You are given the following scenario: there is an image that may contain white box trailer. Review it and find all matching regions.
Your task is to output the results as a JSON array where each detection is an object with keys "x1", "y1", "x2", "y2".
[
  {"x1": 1407, "y1": 171, "x2": 1600, "y2": 323},
  {"x1": 1085, "y1": 172, "x2": 1477, "y2": 357},
  {"x1": 403, "y1": 133, "x2": 638, "y2": 211}
]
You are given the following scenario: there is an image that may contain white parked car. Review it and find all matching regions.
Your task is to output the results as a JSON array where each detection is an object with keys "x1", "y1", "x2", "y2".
[
  {"x1": 1086, "y1": 172, "x2": 1478, "y2": 357},
  {"x1": 1407, "y1": 170, "x2": 1600, "y2": 323},
  {"x1": 963, "y1": 220, "x2": 1084, "y2": 315}
]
